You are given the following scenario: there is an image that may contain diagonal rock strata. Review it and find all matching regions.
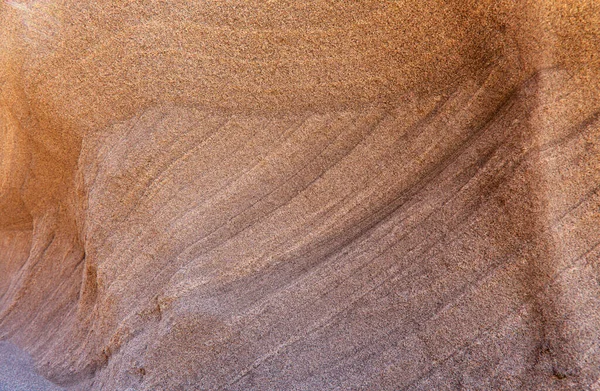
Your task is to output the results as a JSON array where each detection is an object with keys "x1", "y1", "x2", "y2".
[{"x1": 1, "y1": 1, "x2": 599, "y2": 390}]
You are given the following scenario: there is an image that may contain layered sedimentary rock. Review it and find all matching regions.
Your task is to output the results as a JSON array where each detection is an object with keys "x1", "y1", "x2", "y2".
[{"x1": 1, "y1": 1, "x2": 599, "y2": 390}]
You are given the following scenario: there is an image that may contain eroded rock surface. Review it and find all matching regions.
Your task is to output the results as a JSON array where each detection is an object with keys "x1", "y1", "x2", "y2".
[
  {"x1": 0, "y1": 342, "x2": 65, "y2": 391},
  {"x1": 1, "y1": 1, "x2": 599, "y2": 390}
]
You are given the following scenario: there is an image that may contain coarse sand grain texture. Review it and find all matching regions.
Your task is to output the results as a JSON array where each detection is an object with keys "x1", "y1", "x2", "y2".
[
  {"x1": 0, "y1": 342, "x2": 65, "y2": 391},
  {"x1": 1, "y1": 1, "x2": 600, "y2": 390}
]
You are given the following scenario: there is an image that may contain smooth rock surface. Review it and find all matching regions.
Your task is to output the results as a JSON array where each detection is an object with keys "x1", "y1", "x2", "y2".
[{"x1": 1, "y1": 1, "x2": 599, "y2": 390}]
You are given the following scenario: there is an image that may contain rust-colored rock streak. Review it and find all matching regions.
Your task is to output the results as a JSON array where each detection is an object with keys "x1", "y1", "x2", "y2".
[{"x1": 1, "y1": 1, "x2": 599, "y2": 390}]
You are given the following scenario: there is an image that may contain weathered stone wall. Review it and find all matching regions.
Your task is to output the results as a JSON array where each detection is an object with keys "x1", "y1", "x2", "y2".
[{"x1": 1, "y1": 1, "x2": 599, "y2": 390}]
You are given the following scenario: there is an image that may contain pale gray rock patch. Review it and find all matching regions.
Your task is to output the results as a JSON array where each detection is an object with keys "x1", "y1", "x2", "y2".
[{"x1": 0, "y1": 342, "x2": 65, "y2": 391}]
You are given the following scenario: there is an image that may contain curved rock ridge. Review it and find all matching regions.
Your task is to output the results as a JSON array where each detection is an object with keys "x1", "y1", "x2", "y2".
[{"x1": 1, "y1": 1, "x2": 599, "y2": 390}]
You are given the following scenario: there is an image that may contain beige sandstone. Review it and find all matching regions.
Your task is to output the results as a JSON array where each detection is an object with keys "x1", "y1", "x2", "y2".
[{"x1": 0, "y1": 1, "x2": 599, "y2": 390}]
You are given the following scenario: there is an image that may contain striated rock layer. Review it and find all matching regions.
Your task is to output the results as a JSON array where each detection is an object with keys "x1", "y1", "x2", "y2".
[{"x1": 1, "y1": 1, "x2": 599, "y2": 390}]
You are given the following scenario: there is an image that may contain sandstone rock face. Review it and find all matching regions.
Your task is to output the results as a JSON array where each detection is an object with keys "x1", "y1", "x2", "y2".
[{"x1": 1, "y1": 1, "x2": 599, "y2": 390}]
